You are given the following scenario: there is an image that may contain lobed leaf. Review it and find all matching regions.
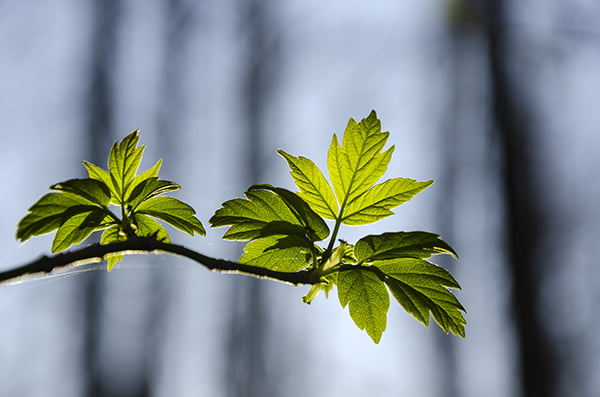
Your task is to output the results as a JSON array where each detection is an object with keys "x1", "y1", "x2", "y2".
[
  {"x1": 354, "y1": 232, "x2": 458, "y2": 263},
  {"x1": 249, "y1": 184, "x2": 329, "y2": 241},
  {"x1": 83, "y1": 160, "x2": 117, "y2": 200},
  {"x1": 136, "y1": 196, "x2": 205, "y2": 236},
  {"x1": 108, "y1": 130, "x2": 144, "y2": 203},
  {"x1": 328, "y1": 110, "x2": 391, "y2": 206},
  {"x1": 127, "y1": 158, "x2": 162, "y2": 198},
  {"x1": 240, "y1": 235, "x2": 311, "y2": 272},
  {"x1": 52, "y1": 209, "x2": 107, "y2": 253},
  {"x1": 50, "y1": 178, "x2": 111, "y2": 207},
  {"x1": 210, "y1": 190, "x2": 306, "y2": 241},
  {"x1": 337, "y1": 267, "x2": 390, "y2": 343},
  {"x1": 377, "y1": 259, "x2": 465, "y2": 337},
  {"x1": 16, "y1": 193, "x2": 103, "y2": 242},
  {"x1": 127, "y1": 177, "x2": 180, "y2": 210},
  {"x1": 277, "y1": 150, "x2": 338, "y2": 220},
  {"x1": 342, "y1": 178, "x2": 433, "y2": 225}
]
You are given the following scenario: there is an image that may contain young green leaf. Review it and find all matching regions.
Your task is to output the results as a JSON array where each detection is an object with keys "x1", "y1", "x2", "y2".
[
  {"x1": 341, "y1": 178, "x2": 433, "y2": 225},
  {"x1": 249, "y1": 184, "x2": 329, "y2": 241},
  {"x1": 127, "y1": 177, "x2": 180, "y2": 210},
  {"x1": 376, "y1": 259, "x2": 466, "y2": 337},
  {"x1": 50, "y1": 178, "x2": 111, "y2": 207},
  {"x1": 355, "y1": 232, "x2": 458, "y2": 263},
  {"x1": 52, "y1": 209, "x2": 107, "y2": 253},
  {"x1": 100, "y1": 224, "x2": 128, "y2": 271},
  {"x1": 337, "y1": 267, "x2": 390, "y2": 343},
  {"x1": 328, "y1": 111, "x2": 393, "y2": 206},
  {"x1": 239, "y1": 235, "x2": 312, "y2": 272},
  {"x1": 82, "y1": 160, "x2": 117, "y2": 200},
  {"x1": 16, "y1": 193, "x2": 104, "y2": 242},
  {"x1": 277, "y1": 150, "x2": 338, "y2": 220},
  {"x1": 210, "y1": 189, "x2": 310, "y2": 241},
  {"x1": 132, "y1": 213, "x2": 170, "y2": 242},
  {"x1": 136, "y1": 196, "x2": 205, "y2": 236},
  {"x1": 108, "y1": 130, "x2": 144, "y2": 203}
]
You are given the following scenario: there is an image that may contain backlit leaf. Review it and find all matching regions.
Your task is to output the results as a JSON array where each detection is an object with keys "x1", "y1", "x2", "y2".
[
  {"x1": 127, "y1": 177, "x2": 180, "y2": 210},
  {"x1": 210, "y1": 189, "x2": 306, "y2": 241},
  {"x1": 342, "y1": 178, "x2": 433, "y2": 225},
  {"x1": 278, "y1": 150, "x2": 338, "y2": 219},
  {"x1": 108, "y1": 130, "x2": 144, "y2": 203},
  {"x1": 355, "y1": 232, "x2": 458, "y2": 263},
  {"x1": 136, "y1": 196, "x2": 205, "y2": 236},
  {"x1": 100, "y1": 224, "x2": 127, "y2": 271},
  {"x1": 50, "y1": 178, "x2": 111, "y2": 207},
  {"x1": 328, "y1": 110, "x2": 390, "y2": 206},
  {"x1": 16, "y1": 193, "x2": 101, "y2": 242},
  {"x1": 240, "y1": 235, "x2": 311, "y2": 272},
  {"x1": 337, "y1": 267, "x2": 389, "y2": 343},
  {"x1": 132, "y1": 213, "x2": 170, "y2": 243},
  {"x1": 377, "y1": 259, "x2": 465, "y2": 337},
  {"x1": 250, "y1": 184, "x2": 329, "y2": 241},
  {"x1": 52, "y1": 209, "x2": 106, "y2": 253}
]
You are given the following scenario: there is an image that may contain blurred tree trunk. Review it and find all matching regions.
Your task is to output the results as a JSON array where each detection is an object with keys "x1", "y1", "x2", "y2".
[
  {"x1": 225, "y1": 1, "x2": 281, "y2": 396},
  {"x1": 82, "y1": 0, "x2": 123, "y2": 396},
  {"x1": 483, "y1": 1, "x2": 557, "y2": 396}
]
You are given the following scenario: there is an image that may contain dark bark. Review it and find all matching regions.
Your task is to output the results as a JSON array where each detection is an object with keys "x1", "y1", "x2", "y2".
[{"x1": 483, "y1": 1, "x2": 557, "y2": 396}]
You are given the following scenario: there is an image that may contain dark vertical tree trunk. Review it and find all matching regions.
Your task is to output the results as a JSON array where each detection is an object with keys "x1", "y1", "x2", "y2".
[
  {"x1": 225, "y1": 1, "x2": 281, "y2": 396},
  {"x1": 82, "y1": 0, "x2": 120, "y2": 396},
  {"x1": 484, "y1": 1, "x2": 557, "y2": 396},
  {"x1": 147, "y1": 0, "x2": 200, "y2": 391}
]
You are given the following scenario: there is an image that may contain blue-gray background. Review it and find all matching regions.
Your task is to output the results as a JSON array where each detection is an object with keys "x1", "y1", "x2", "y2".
[{"x1": 0, "y1": 1, "x2": 599, "y2": 396}]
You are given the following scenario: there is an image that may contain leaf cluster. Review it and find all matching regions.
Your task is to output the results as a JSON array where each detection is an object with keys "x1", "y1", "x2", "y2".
[
  {"x1": 210, "y1": 110, "x2": 465, "y2": 342},
  {"x1": 16, "y1": 131, "x2": 205, "y2": 270},
  {"x1": 15, "y1": 111, "x2": 465, "y2": 343}
]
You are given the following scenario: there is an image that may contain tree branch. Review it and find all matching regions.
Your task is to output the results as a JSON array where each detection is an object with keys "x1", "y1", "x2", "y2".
[{"x1": 0, "y1": 237, "x2": 321, "y2": 286}]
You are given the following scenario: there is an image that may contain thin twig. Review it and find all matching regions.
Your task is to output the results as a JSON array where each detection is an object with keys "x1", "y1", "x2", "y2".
[{"x1": 0, "y1": 237, "x2": 321, "y2": 286}]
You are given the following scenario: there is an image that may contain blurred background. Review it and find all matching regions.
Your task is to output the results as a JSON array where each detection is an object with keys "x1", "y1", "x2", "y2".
[{"x1": 1, "y1": 0, "x2": 599, "y2": 396}]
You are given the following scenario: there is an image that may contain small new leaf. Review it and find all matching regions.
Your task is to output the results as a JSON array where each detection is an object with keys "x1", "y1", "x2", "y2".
[
  {"x1": 109, "y1": 130, "x2": 144, "y2": 203},
  {"x1": 338, "y1": 267, "x2": 390, "y2": 343},
  {"x1": 16, "y1": 130, "x2": 205, "y2": 264}
]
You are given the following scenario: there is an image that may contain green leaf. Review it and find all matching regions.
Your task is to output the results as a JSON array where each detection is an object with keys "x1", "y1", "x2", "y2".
[
  {"x1": 100, "y1": 224, "x2": 128, "y2": 271},
  {"x1": 132, "y1": 213, "x2": 170, "y2": 242},
  {"x1": 127, "y1": 158, "x2": 162, "y2": 197},
  {"x1": 209, "y1": 190, "x2": 308, "y2": 241},
  {"x1": 239, "y1": 235, "x2": 311, "y2": 272},
  {"x1": 50, "y1": 178, "x2": 111, "y2": 207},
  {"x1": 249, "y1": 184, "x2": 329, "y2": 241},
  {"x1": 342, "y1": 178, "x2": 433, "y2": 225},
  {"x1": 52, "y1": 209, "x2": 107, "y2": 253},
  {"x1": 136, "y1": 196, "x2": 205, "y2": 236},
  {"x1": 108, "y1": 130, "x2": 144, "y2": 203},
  {"x1": 16, "y1": 193, "x2": 102, "y2": 241},
  {"x1": 83, "y1": 160, "x2": 118, "y2": 202},
  {"x1": 377, "y1": 259, "x2": 466, "y2": 337},
  {"x1": 337, "y1": 267, "x2": 389, "y2": 343},
  {"x1": 277, "y1": 150, "x2": 338, "y2": 219},
  {"x1": 327, "y1": 110, "x2": 391, "y2": 206},
  {"x1": 355, "y1": 232, "x2": 458, "y2": 263},
  {"x1": 127, "y1": 177, "x2": 180, "y2": 210}
]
